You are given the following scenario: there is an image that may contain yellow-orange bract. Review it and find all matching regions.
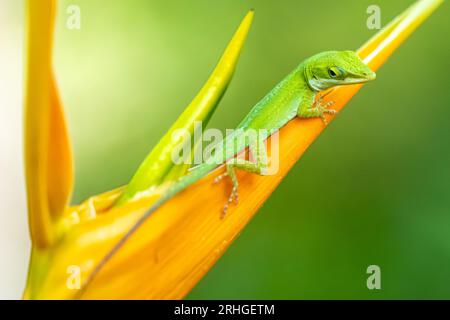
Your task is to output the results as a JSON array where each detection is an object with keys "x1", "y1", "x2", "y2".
[{"x1": 22, "y1": 0, "x2": 443, "y2": 299}]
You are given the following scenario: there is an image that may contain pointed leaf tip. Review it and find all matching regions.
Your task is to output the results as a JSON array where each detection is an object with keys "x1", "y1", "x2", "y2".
[{"x1": 117, "y1": 11, "x2": 254, "y2": 205}]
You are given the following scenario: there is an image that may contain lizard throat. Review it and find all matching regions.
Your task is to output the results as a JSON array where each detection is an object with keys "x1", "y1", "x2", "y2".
[{"x1": 307, "y1": 76, "x2": 329, "y2": 92}]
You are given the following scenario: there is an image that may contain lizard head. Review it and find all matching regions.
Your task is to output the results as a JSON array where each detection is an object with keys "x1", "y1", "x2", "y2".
[{"x1": 304, "y1": 50, "x2": 376, "y2": 92}]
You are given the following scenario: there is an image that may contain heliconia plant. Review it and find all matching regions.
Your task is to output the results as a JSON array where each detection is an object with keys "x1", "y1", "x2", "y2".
[{"x1": 22, "y1": 0, "x2": 443, "y2": 299}]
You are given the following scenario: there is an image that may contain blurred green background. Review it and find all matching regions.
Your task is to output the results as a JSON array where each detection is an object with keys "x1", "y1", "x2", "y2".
[{"x1": 52, "y1": 0, "x2": 449, "y2": 299}]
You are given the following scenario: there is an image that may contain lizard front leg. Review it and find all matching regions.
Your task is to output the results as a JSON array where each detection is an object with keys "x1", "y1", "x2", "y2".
[{"x1": 297, "y1": 92, "x2": 337, "y2": 125}]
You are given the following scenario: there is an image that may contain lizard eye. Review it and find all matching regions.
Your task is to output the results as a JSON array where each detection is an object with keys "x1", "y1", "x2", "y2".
[{"x1": 328, "y1": 68, "x2": 337, "y2": 78}]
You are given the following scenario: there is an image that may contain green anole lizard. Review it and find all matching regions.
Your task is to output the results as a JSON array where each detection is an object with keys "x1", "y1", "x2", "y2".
[{"x1": 81, "y1": 50, "x2": 376, "y2": 292}]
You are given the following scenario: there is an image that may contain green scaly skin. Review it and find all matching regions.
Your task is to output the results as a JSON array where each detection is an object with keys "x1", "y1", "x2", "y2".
[{"x1": 79, "y1": 50, "x2": 376, "y2": 292}]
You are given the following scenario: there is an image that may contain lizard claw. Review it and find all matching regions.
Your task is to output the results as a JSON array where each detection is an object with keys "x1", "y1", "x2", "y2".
[
  {"x1": 320, "y1": 113, "x2": 329, "y2": 125},
  {"x1": 323, "y1": 109, "x2": 337, "y2": 115},
  {"x1": 323, "y1": 101, "x2": 337, "y2": 114},
  {"x1": 221, "y1": 185, "x2": 239, "y2": 219},
  {"x1": 214, "y1": 172, "x2": 228, "y2": 184},
  {"x1": 316, "y1": 100, "x2": 337, "y2": 125}
]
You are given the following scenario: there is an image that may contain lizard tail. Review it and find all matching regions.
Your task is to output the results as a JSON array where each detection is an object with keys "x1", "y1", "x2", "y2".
[{"x1": 76, "y1": 162, "x2": 218, "y2": 298}]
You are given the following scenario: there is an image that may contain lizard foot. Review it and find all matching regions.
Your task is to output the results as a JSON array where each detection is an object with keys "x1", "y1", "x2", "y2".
[
  {"x1": 215, "y1": 164, "x2": 240, "y2": 218},
  {"x1": 316, "y1": 100, "x2": 337, "y2": 125},
  {"x1": 222, "y1": 184, "x2": 239, "y2": 219}
]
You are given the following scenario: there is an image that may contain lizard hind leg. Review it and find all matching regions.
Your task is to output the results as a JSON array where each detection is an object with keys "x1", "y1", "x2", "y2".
[
  {"x1": 222, "y1": 164, "x2": 239, "y2": 218},
  {"x1": 217, "y1": 137, "x2": 269, "y2": 218}
]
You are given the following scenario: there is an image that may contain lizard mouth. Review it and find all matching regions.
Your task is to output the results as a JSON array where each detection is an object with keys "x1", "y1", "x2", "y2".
[
  {"x1": 307, "y1": 70, "x2": 376, "y2": 91},
  {"x1": 329, "y1": 73, "x2": 376, "y2": 85},
  {"x1": 366, "y1": 72, "x2": 377, "y2": 81},
  {"x1": 347, "y1": 69, "x2": 377, "y2": 82},
  {"x1": 343, "y1": 75, "x2": 376, "y2": 84}
]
